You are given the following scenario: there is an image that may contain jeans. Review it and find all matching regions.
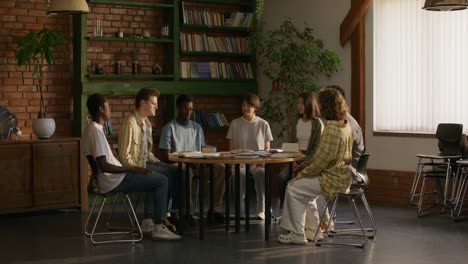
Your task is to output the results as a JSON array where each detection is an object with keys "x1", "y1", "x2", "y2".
[
  {"x1": 147, "y1": 161, "x2": 180, "y2": 211},
  {"x1": 112, "y1": 172, "x2": 168, "y2": 221}
]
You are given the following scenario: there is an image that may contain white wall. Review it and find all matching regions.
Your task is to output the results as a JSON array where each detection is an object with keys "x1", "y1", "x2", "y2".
[{"x1": 262, "y1": 0, "x2": 438, "y2": 171}]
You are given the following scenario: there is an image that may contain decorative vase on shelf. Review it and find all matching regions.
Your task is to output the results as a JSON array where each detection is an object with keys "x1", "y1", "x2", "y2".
[
  {"x1": 132, "y1": 61, "x2": 138, "y2": 75},
  {"x1": 32, "y1": 118, "x2": 56, "y2": 139}
]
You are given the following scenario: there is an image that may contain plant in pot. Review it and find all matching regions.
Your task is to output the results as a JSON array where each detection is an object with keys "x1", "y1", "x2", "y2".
[
  {"x1": 257, "y1": 18, "x2": 341, "y2": 142},
  {"x1": 16, "y1": 27, "x2": 67, "y2": 139}
]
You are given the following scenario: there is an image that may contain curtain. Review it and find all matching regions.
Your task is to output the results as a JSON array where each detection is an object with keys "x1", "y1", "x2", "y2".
[{"x1": 374, "y1": 0, "x2": 468, "y2": 133}]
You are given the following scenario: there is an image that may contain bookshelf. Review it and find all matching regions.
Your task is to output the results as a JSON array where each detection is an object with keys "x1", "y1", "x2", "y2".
[{"x1": 72, "y1": 0, "x2": 258, "y2": 136}]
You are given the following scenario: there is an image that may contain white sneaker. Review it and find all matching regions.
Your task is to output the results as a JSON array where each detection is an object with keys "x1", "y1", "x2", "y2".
[
  {"x1": 305, "y1": 228, "x2": 324, "y2": 241},
  {"x1": 278, "y1": 232, "x2": 307, "y2": 245},
  {"x1": 257, "y1": 212, "x2": 265, "y2": 220},
  {"x1": 152, "y1": 224, "x2": 181, "y2": 240},
  {"x1": 141, "y1": 219, "x2": 154, "y2": 235}
]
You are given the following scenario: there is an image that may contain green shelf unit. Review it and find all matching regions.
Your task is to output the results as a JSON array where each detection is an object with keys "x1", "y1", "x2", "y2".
[
  {"x1": 180, "y1": 78, "x2": 254, "y2": 82},
  {"x1": 87, "y1": 37, "x2": 174, "y2": 43},
  {"x1": 88, "y1": 0, "x2": 174, "y2": 8},
  {"x1": 81, "y1": 80, "x2": 257, "y2": 96},
  {"x1": 180, "y1": 51, "x2": 251, "y2": 57},
  {"x1": 180, "y1": 24, "x2": 251, "y2": 32},
  {"x1": 73, "y1": 0, "x2": 257, "y2": 136},
  {"x1": 183, "y1": 0, "x2": 252, "y2": 7},
  {"x1": 88, "y1": 74, "x2": 175, "y2": 80}
]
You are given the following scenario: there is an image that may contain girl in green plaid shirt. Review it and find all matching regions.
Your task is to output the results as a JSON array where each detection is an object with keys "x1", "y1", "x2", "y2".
[{"x1": 279, "y1": 87, "x2": 353, "y2": 245}]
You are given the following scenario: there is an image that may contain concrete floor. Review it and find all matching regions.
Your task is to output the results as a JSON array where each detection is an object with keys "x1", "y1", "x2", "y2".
[{"x1": 1, "y1": 204, "x2": 468, "y2": 264}]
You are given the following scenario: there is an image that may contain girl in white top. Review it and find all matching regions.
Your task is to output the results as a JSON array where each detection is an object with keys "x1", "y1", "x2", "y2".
[{"x1": 227, "y1": 94, "x2": 273, "y2": 219}]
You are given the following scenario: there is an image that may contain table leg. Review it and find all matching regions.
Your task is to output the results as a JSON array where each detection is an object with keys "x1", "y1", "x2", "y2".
[
  {"x1": 209, "y1": 164, "x2": 214, "y2": 224},
  {"x1": 225, "y1": 164, "x2": 231, "y2": 231},
  {"x1": 178, "y1": 162, "x2": 184, "y2": 234},
  {"x1": 265, "y1": 164, "x2": 271, "y2": 240},
  {"x1": 235, "y1": 164, "x2": 240, "y2": 233},
  {"x1": 199, "y1": 164, "x2": 205, "y2": 240},
  {"x1": 185, "y1": 165, "x2": 191, "y2": 219},
  {"x1": 245, "y1": 164, "x2": 250, "y2": 232}
]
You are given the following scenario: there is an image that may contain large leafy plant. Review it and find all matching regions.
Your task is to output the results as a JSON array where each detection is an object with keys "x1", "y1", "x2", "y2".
[
  {"x1": 16, "y1": 27, "x2": 67, "y2": 118},
  {"x1": 257, "y1": 18, "x2": 341, "y2": 142}
]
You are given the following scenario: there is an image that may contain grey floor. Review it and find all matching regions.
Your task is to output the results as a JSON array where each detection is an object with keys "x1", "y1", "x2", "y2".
[{"x1": 1, "y1": 203, "x2": 468, "y2": 264}]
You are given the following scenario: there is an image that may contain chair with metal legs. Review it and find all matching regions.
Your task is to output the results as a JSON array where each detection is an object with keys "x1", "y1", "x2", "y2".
[
  {"x1": 451, "y1": 160, "x2": 468, "y2": 220},
  {"x1": 410, "y1": 123, "x2": 464, "y2": 206},
  {"x1": 315, "y1": 152, "x2": 376, "y2": 248},
  {"x1": 83, "y1": 156, "x2": 143, "y2": 245}
]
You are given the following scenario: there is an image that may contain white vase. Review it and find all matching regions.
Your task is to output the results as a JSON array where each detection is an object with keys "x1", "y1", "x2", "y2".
[{"x1": 32, "y1": 118, "x2": 56, "y2": 139}]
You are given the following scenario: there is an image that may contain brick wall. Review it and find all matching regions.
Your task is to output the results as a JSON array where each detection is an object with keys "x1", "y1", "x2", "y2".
[
  {"x1": 0, "y1": 0, "x2": 72, "y2": 139},
  {"x1": 87, "y1": 2, "x2": 171, "y2": 75}
]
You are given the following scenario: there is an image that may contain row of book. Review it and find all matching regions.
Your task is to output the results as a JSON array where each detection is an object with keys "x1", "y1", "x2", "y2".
[
  {"x1": 192, "y1": 110, "x2": 230, "y2": 127},
  {"x1": 180, "y1": 62, "x2": 254, "y2": 79},
  {"x1": 182, "y1": 3, "x2": 253, "y2": 28},
  {"x1": 180, "y1": 33, "x2": 249, "y2": 54}
]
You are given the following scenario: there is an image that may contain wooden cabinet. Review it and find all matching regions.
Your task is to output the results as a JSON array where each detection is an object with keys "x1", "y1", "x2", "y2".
[
  {"x1": 0, "y1": 144, "x2": 32, "y2": 210},
  {"x1": 0, "y1": 138, "x2": 87, "y2": 214}
]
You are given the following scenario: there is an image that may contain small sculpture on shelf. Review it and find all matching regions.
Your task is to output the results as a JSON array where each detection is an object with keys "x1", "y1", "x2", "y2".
[
  {"x1": 142, "y1": 30, "x2": 151, "y2": 39},
  {"x1": 114, "y1": 49, "x2": 126, "y2": 75},
  {"x1": 152, "y1": 63, "x2": 162, "y2": 74},
  {"x1": 130, "y1": 48, "x2": 140, "y2": 75}
]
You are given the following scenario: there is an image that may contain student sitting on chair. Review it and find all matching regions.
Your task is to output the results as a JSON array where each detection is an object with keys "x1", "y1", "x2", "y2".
[
  {"x1": 82, "y1": 93, "x2": 180, "y2": 241},
  {"x1": 278, "y1": 87, "x2": 353, "y2": 244},
  {"x1": 158, "y1": 94, "x2": 226, "y2": 224},
  {"x1": 118, "y1": 87, "x2": 180, "y2": 233},
  {"x1": 226, "y1": 93, "x2": 273, "y2": 220}
]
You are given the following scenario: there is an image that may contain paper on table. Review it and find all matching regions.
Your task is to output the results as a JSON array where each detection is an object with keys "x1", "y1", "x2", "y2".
[
  {"x1": 282, "y1": 143, "x2": 300, "y2": 153},
  {"x1": 179, "y1": 151, "x2": 220, "y2": 158}
]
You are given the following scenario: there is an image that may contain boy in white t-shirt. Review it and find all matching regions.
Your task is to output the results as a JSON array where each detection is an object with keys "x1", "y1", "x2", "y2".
[
  {"x1": 227, "y1": 93, "x2": 273, "y2": 220},
  {"x1": 82, "y1": 93, "x2": 180, "y2": 240}
]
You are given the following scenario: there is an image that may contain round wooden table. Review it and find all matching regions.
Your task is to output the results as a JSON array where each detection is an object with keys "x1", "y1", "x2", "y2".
[{"x1": 169, "y1": 153, "x2": 306, "y2": 240}]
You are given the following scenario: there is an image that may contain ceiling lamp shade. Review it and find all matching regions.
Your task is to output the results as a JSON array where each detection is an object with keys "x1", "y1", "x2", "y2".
[
  {"x1": 423, "y1": 0, "x2": 468, "y2": 11},
  {"x1": 47, "y1": 0, "x2": 90, "y2": 15}
]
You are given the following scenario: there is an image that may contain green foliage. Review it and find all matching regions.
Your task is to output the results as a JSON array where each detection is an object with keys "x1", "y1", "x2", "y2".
[
  {"x1": 257, "y1": 18, "x2": 341, "y2": 141},
  {"x1": 16, "y1": 27, "x2": 67, "y2": 118}
]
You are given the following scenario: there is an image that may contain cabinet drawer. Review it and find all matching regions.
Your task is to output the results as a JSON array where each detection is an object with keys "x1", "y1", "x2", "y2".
[
  {"x1": 0, "y1": 144, "x2": 32, "y2": 210},
  {"x1": 33, "y1": 142, "x2": 79, "y2": 207}
]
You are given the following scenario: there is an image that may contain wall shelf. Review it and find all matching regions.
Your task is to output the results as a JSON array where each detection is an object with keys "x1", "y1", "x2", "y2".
[
  {"x1": 184, "y1": 0, "x2": 252, "y2": 7},
  {"x1": 181, "y1": 24, "x2": 251, "y2": 32},
  {"x1": 88, "y1": 74, "x2": 175, "y2": 80},
  {"x1": 180, "y1": 51, "x2": 251, "y2": 57},
  {"x1": 89, "y1": 0, "x2": 174, "y2": 9},
  {"x1": 87, "y1": 37, "x2": 174, "y2": 43}
]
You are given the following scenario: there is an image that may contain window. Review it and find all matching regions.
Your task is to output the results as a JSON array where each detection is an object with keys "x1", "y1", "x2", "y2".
[{"x1": 374, "y1": 0, "x2": 468, "y2": 134}]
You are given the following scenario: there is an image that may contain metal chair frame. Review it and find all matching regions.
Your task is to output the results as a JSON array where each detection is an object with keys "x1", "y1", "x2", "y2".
[
  {"x1": 451, "y1": 160, "x2": 468, "y2": 220},
  {"x1": 84, "y1": 191, "x2": 143, "y2": 245},
  {"x1": 314, "y1": 188, "x2": 376, "y2": 248},
  {"x1": 83, "y1": 156, "x2": 143, "y2": 245},
  {"x1": 314, "y1": 152, "x2": 376, "y2": 248}
]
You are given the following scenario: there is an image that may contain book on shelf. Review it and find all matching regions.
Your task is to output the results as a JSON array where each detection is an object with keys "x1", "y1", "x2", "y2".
[
  {"x1": 191, "y1": 110, "x2": 230, "y2": 128},
  {"x1": 181, "y1": 1, "x2": 253, "y2": 28},
  {"x1": 180, "y1": 62, "x2": 253, "y2": 80}
]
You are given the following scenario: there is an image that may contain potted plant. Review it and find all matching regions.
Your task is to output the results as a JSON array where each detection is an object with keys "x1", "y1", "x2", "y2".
[
  {"x1": 257, "y1": 18, "x2": 341, "y2": 142},
  {"x1": 16, "y1": 27, "x2": 67, "y2": 139}
]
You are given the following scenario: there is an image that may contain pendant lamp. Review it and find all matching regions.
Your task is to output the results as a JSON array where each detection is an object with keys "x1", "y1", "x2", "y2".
[
  {"x1": 423, "y1": 0, "x2": 468, "y2": 11},
  {"x1": 47, "y1": 0, "x2": 90, "y2": 15}
]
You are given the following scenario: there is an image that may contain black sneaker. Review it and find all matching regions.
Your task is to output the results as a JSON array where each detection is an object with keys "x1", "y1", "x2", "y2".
[{"x1": 207, "y1": 210, "x2": 225, "y2": 224}]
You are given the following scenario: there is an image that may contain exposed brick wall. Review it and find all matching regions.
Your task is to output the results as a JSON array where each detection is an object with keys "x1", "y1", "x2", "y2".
[
  {"x1": 0, "y1": 0, "x2": 72, "y2": 139},
  {"x1": 87, "y1": 2, "x2": 171, "y2": 75}
]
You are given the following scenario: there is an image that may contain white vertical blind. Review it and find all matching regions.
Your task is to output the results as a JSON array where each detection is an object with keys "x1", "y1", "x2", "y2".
[{"x1": 374, "y1": 0, "x2": 468, "y2": 134}]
